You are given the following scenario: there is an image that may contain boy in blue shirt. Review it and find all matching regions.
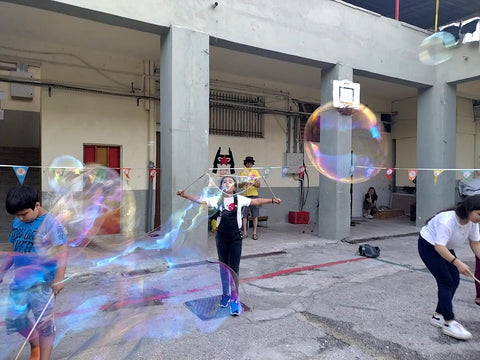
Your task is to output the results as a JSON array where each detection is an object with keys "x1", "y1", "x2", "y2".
[{"x1": 0, "y1": 185, "x2": 67, "y2": 360}]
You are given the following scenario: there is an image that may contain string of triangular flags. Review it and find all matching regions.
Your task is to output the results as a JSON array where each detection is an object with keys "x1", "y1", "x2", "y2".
[{"x1": 1, "y1": 164, "x2": 478, "y2": 185}]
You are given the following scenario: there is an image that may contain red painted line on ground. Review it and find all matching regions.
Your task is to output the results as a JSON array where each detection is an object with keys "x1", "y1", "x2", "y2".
[
  {"x1": 0, "y1": 256, "x2": 367, "y2": 325},
  {"x1": 241, "y1": 256, "x2": 368, "y2": 282}
]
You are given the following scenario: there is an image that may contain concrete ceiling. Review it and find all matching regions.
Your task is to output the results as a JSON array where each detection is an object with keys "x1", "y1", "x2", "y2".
[{"x1": 0, "y1": 1, "x2": 479, "y2": 102}]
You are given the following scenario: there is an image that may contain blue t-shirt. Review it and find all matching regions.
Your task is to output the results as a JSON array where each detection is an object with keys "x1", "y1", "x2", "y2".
[{"x1": 9, "y1": 213, "x2": 67, "y2": 288}]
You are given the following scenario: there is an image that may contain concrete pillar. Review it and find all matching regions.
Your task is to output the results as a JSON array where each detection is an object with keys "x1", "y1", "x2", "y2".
[
  {"x1": 160, "y1": 26, "x2": 209, "y2": 252},
  {"x1": 317, "y1": 64, "x2": 353, "y2": 240},
  {"x1": 416, "y1": 83, "x2": 457, "y2": 225}
]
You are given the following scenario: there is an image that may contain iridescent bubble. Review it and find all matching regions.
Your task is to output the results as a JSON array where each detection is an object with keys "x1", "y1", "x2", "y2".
[
  {"x1": 47, "y1": 155, "x2": 84, "y2": 192},
  {"x1": 419, "y1": 31, "x2": 457, "y2": 66},
  {"x1": 303, "y1": 102, "x2": 387, "y2": 183},
  {"x1": 39, "y1": 160, "x2": 136, "y2": 259}
]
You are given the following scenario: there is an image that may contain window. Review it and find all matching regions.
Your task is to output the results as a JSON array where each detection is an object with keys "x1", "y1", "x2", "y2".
[{"x1": 209, "y1": 90, "x2": 265, "y2": 138}]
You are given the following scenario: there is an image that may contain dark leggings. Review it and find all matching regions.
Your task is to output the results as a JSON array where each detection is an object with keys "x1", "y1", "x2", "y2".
[
  {"x1": 216, "y1": 233, "x2": 242, "y2": 297},
  {"x1": 418, "y1": 236, "x2": 459, "y2": 321},
  {"x1": 476, "y1": 255, "x2": 480, "y2": 298}
]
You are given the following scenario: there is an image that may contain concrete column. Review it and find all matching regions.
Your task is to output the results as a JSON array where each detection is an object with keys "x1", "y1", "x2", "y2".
[
  {"x1": 317, "y1": 64, "x2": 353, "y2": 240},
  {"x1": 416, "y1": 83, "x2": 456, "y2": 225},
  {"x1": 160, "y1": 26, "x2": 209, "y2": 252}
]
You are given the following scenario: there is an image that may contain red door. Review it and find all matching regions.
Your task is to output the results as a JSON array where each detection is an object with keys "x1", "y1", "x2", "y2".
[{"x1": 84, "y1": 145, "x2": 121, "y2": 234}]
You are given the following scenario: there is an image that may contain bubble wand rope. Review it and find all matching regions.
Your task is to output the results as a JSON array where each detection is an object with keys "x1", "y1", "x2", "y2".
[
  {"x1": 182, "y1": 172, "x2": 207, "y2": 192},
  {"x1": 261, "y1": 176, "x2": 278, "y2": 199},
  {"x1": 473, "y1": 274, "x2": 480, "y2": 284},
  {"x1": 14, "y1": 273, "x2": 79, "y2": 360}
]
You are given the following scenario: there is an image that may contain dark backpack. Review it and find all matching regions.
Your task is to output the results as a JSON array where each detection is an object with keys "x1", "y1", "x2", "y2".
[{"x1": 358, "y1": 244, "x2": 380, "y2": 258}]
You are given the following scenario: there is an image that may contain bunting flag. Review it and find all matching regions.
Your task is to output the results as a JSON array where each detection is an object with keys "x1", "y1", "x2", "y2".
[
  {"x1": 462, "y1": 170, "x2": 473, "y2": 180},
  {"x1": 122, "y1": 167, "x2": 131, "y2": 184},
  {"x1": 433, "y1": 169, "x2": 444, "y2": 184},
  {"x1": 299, "y1": 166, "x2": 306, "y2": 178},
  {"x1": 54, "y1": 167, "x2": 65, "y2": 177},
  {"x1": 282, "y1": 167, "x2": 289, "y2": 178},
  {"x1": 149, "y1": 168, "x2": 158, "y2": 183},
  {"x1": 408, "y1": 169, "x2": 418, "y2": 181},
  {"x1": 263, "y1": 167, "x2": 271, "y2": 179},
  {"x1": 385, "y1": 168, "x2": 395, "y2": 180},
  {"x1": 13, "y1": 166, "x2": 28, "y2": 185},
  {"x1": 122, "y1": 167, "x2": 131, "y2": 179}
]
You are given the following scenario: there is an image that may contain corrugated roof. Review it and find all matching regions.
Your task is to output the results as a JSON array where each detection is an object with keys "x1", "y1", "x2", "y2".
[{"x1": 342, "y1": 0, "x2": 480, "y2": 30}]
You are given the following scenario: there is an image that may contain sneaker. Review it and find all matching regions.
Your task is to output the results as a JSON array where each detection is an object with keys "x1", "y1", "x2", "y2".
[
  {"x1": 430, "y1": 312, "x2": 445, "y2": 328},
  {"x1": 363, "y1": 214, "x2": 367, "y2": 218},
  {"x1": 367, "y1": 215, "x2": 373, "y2": 219},
  {"x1": 219, "y1": 294, "x2": 230, "y2": 307},
  {"x1": 442, "y1": 320, "x2": 472, "y2": 340},
  {"x1": 230, "y1": 299, "x2": 242, "y2": 316}
]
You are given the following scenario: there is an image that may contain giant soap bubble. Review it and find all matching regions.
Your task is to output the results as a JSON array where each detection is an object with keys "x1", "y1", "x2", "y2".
[
  {"x1": 304, "y1": 102, "x2": 387, "y2": 183},
  {"x1": 39, "y1": 157, "x2": 136, "y2": 258}
]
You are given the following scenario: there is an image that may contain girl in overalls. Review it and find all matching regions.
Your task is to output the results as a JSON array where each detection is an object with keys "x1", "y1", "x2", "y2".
[{"x1": 177, "y1": 175, "x2": 281, "y2": 315}]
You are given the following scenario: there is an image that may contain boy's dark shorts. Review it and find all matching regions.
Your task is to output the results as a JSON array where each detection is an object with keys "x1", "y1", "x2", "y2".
[
  {"x1": 242, "y1": 196, "x2": 259, "y2": 218},
  {"x1": 6, "y1": 283, "x2": 56, "y2": 337}
]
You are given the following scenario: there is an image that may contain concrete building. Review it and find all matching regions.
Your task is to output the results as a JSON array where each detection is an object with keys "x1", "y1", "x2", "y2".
[{"x1": 1, "y1": 0, "x2": 480, "y2": 246}]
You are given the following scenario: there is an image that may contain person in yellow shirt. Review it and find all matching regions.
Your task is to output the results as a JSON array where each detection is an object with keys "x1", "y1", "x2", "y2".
[{"x1": 239, "y1": 156, "x2": 261, "y2": 240}]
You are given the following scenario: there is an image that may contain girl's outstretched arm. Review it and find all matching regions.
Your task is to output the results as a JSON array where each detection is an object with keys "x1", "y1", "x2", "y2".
[
  {"x1": 176, "y1": 189, "x2": 206, "y2": 204},
  {"x1": 250, "y1": 197, "x2": 281, "y2": 206}
]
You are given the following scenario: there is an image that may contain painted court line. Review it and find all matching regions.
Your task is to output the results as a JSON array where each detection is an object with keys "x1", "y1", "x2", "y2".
[{"x1": 0, "y1": 256, "x2": 368, "y2": 325}]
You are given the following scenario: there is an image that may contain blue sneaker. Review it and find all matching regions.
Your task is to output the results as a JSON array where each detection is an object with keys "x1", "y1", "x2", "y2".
[
  {"x1": 230, "y1": 299, "x2": 242, "y2": 316},
  {"x1": 219, "y1": 294, "x2": 230, "y2": 307}
]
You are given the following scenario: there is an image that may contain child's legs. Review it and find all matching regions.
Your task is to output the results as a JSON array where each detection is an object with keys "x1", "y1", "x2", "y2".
[
  {"x1": 6, "y1": 286, "x2": 40, "y2": 352},
  {"x1": 418, "y1": 236, "x2": 459, "y2": 320},
  {"x1": 226, "y1": 239, "x2": 243, "y2": 299},
  {"x1": 30, "y1": 285, "x2": 56, "y2": 360},
  {"x1": 216, "y1": 235, "x2": 231, "y2": 295},
  {"x1": 241, "y1": 207, "x2": 249, "y2": 234}
]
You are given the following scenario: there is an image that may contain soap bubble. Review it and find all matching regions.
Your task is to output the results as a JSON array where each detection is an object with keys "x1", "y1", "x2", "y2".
[{"x1": 304, "y1": 102, "x2": 387, "y2": 183}]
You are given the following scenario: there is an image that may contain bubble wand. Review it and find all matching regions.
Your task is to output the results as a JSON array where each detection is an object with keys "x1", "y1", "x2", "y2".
[{"x1": 261, "y1": 176, "x2": 278, "y2": 199}]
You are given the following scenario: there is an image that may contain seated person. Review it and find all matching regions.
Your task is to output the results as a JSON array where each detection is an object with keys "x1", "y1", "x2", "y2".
[{"x1": 363, "y1": 187, "x2": 378, "y2": 219}]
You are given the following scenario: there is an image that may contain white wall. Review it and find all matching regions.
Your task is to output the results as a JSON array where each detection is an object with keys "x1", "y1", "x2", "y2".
[
  {"x1": 392, "y1": 96, "x2": 476, "y2": 186},
  {"x1": 0, "y1": 33, "x2": 156, "y2": 191}
]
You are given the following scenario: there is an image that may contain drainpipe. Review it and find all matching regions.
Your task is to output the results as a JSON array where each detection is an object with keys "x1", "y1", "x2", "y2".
[{"x1": 145, "y1": 60, "x2": 156, "y2": 232}]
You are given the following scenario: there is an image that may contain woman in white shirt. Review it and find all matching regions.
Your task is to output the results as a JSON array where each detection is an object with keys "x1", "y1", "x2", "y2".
[{"x1": 418, "y1": 195, "x2": 480, "y2": 340}]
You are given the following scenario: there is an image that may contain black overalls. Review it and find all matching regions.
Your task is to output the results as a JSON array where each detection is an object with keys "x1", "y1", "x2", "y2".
[{"x1": 215, "y1": 195, "x2": 243, "y2": 296}]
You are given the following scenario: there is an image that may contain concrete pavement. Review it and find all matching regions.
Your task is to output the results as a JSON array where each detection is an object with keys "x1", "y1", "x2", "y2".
[{"x1": 2, "y1": 215, "x2": 480, "y2": 359}]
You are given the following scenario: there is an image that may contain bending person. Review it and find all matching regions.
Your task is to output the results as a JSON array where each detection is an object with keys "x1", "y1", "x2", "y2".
[{"x1": 418, "y1": 195, "x2": 480, "y2": 340}]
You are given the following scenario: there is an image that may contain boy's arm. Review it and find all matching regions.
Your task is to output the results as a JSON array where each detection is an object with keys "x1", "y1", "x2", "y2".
[
  {"x1": 0, "y1": 244, "x2": 14, "y2": 283},
  {"x1": 52, "y1": 244, "x2": 68, "y2": 295}
]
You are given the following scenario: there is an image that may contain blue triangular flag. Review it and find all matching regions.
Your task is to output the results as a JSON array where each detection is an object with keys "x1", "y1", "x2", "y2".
[{"x1": 13, "y1": 166, "x2": 28, "y2": 185}]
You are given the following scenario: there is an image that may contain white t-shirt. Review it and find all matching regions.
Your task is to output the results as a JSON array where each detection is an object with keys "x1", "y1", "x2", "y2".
[
  {"x1": 420, "y1": 210, "x2": 480, "y2": 248},
  {"x1": 207, "y1": 194, "x2": 251, "y2": 229}
]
